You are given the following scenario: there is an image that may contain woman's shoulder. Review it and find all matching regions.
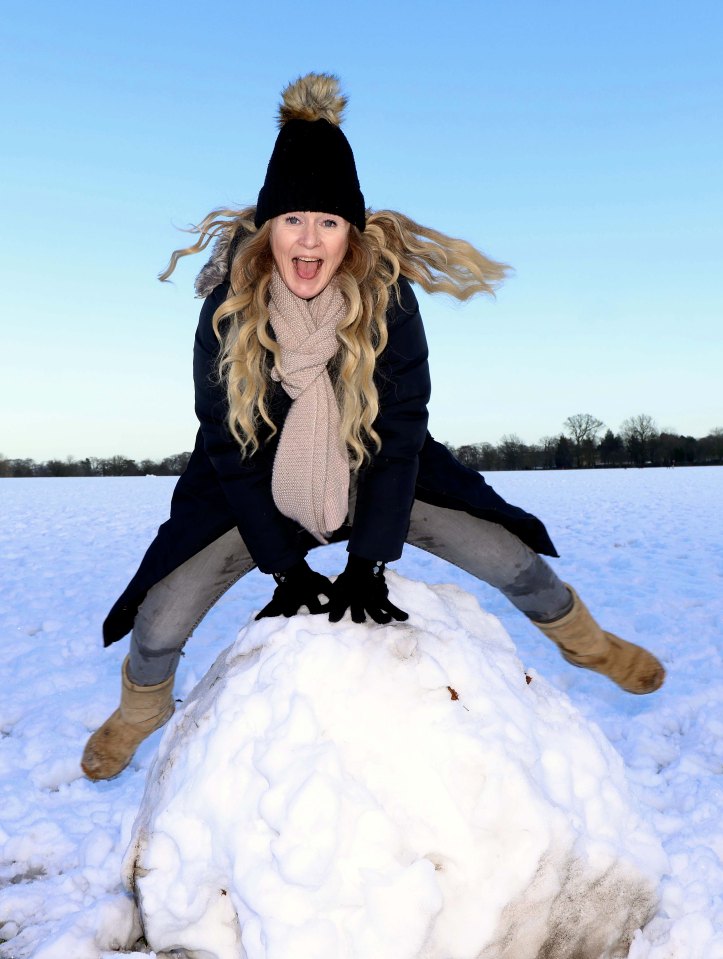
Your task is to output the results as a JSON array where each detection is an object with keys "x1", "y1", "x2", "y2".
[
  {"x1": 195, "y1": 280, "x2": 231, "y2": 350},
  {"x1": 378, "y1": 275, "x2": 428, "y2": 370},
  {"x1": 199, "y1": 280, "x2": 230, "y2": 317},
  {"x1": 388, "y1": 274, "x2": 420, "y2": 322}
]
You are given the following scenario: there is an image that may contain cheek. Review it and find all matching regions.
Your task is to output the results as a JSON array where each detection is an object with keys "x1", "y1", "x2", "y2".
[
  {"x1": 330, "y1": 237, "x2": 349, "y2": 270},
  {"x1": 271, "y1": 243, "x2": 288, "y2": 276},
  {"x1": 270, "y1": 228, "x2": 289, "y2": 264}
]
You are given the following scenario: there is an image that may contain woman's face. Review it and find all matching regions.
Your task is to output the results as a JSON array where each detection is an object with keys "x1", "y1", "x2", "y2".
[{"x1": 270, "y1": 211, "x2": 350, "y2": 299}]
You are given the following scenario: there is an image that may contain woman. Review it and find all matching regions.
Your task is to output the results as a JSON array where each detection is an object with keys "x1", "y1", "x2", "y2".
[{"x1": 82, "y1": 74, "x2": 664, "y2": 782}]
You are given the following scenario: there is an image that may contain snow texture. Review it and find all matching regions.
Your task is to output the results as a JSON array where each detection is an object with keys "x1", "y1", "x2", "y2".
[
  {"x1": 0, "y1": 467, "x2": 722, "y2": 959},
  {"x1": 126, "y1": 576, "x2": 664, "y2": 959}
]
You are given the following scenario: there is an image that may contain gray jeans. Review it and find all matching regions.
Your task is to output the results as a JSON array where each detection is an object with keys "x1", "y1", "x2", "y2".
[{"x1": 128, "y1": 498, "x2": 571, "y2": 686}]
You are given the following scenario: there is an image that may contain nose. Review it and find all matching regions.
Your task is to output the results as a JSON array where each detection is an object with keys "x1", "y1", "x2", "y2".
[{"x1": 300, "y1": 221, "x2": 320, "y2": 248}]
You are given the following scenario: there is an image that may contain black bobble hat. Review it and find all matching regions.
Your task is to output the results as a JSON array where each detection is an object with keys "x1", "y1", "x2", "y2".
[{"x1": 255, "y1": 73, "x2": 366, "y2": 232}]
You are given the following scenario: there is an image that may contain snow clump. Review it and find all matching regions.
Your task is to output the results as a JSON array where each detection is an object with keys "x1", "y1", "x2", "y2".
[{"x1": 124, "y1": 574, "x2": 666, "y2": 959}]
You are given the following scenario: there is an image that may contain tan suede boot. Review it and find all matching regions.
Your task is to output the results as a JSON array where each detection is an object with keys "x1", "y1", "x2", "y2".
[
  {"x1": 81, "y1": 657, "x2": 175, "y2": 781},
  {"x1": 533, "y1": 586, "x2": 665, "y2": 694}
]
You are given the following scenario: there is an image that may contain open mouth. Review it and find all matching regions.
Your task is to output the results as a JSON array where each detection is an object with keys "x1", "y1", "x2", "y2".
[{"x1": 293, "y1": 257, "x2": 323, "y2": 280}]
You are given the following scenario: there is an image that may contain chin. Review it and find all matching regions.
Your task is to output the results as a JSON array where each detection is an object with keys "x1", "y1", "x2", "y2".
[{"x1": 298, "y1": 283, "x2": 327, "y2": 299}]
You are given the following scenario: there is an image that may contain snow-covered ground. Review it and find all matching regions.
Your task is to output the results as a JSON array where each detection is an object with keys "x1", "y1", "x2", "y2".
[{"x1": 0, "y1": 467, "x2": 721, "y2": 958}]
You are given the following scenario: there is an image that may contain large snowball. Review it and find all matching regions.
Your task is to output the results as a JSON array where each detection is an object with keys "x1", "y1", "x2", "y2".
[{"x1": 124, "y1": 575, "x2": 665, "y2": 959}]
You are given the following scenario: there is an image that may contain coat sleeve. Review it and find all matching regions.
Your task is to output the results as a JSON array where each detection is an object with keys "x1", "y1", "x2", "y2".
[
  {"x1": 193, "y1": 284, "x2": 308, "y2": 573},
  {"x1": 348, "y1": 277, "x2": 431, "y2": 561}
]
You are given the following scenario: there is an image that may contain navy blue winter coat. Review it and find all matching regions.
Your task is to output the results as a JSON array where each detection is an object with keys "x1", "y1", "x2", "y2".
[{"x1": 103, "y1": 277, "x2": 556, "y2": 645}]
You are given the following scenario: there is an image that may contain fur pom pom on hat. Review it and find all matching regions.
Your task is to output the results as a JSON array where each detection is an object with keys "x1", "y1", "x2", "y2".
[
  {"x1": 277, "y1": 73, "x2": 348, "y2": 127},
  {"x1": 255, "y1": 73, "x2": 365, "y2": 232}
]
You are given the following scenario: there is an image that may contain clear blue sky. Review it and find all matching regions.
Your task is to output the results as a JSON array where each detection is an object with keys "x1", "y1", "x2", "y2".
[{"x1": 1, "y1": 0, "x2": 721, "y2": 460}]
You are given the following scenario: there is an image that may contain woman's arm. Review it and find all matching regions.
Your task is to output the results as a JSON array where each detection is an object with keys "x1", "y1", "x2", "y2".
[{"x1": 348, "y1": 276, "x2": 431, "y2": 561}]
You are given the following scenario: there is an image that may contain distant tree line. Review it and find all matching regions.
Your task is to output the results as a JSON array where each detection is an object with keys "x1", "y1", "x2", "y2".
[
  {"x1": 1, "y1": 415, "x2": 721, "y2": 477},
  {"x1": 447, "y1": 415, "x2": 723, "y2": 471},
  {"x1": 0, "y1": 452, "x2": 192, "y2": 478}
]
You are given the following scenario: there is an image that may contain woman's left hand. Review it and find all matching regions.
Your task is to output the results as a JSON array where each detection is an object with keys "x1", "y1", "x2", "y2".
[
  {"x1": 256, "y1": 560, "x2": 332, "y2": 619},
  {"x1": 327, "y1": 555, "x2": 409, "y2": 625}
]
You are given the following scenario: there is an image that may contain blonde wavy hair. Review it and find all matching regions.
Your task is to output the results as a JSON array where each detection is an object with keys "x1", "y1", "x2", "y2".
[{"x1": 160, "y1": 207, "x2": 509, "y2": 468}]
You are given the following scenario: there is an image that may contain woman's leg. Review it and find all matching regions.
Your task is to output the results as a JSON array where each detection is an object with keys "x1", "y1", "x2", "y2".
[
  {"x1": 406, "y1": 500, "x2": 664, "y2": 694},
  {"x1": 128, "y1": 527, "x2": 256, "y2": 685},
  {"x1": 83, "y1": 527, "x2": 256, "y2": 780},
  {"x1": 406, "y1": 501, "x2": 572, "y2": 621}
]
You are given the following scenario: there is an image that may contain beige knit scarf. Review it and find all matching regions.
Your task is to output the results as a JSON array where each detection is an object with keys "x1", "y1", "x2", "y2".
[{"x1": 268, "y1": 267, "x2": 350, "y2": 542}]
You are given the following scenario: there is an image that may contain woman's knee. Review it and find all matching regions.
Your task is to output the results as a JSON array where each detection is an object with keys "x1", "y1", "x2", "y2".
[{"x1": 132, "y1": 528, "x2": 255, "y2": 653}]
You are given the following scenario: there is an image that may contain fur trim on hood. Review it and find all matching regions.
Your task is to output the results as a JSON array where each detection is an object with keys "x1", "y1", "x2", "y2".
[{"x1": 194, "y1": 229, "x2": 234, "y2": 299}]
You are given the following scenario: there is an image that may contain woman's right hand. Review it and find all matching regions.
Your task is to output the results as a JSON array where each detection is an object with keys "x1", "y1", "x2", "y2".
[{"x1": 255, "y1": 559, "x2": 332, "y2": 619}]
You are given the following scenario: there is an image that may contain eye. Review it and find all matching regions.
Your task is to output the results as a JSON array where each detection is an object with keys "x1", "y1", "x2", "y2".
[
  {"x1": 321, "y1": 218, "x2": 338, "y2": 228},
  {"x1": 284, "y1": 215, "x2": 302, "y2": 225}
]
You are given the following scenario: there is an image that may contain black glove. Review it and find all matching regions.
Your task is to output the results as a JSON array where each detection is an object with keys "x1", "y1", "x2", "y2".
[
  {"x1": 255, "y1": 559, "x2": 332, "y2": 619},
  {"x1": 327, "y1": 555, "x2": 409, "y2": 625}
]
